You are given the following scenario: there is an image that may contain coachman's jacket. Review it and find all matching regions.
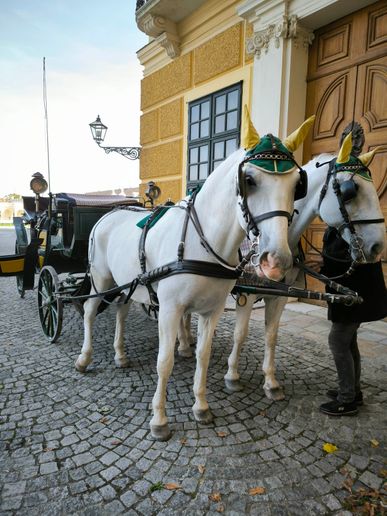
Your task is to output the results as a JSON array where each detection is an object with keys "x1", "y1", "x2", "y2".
[{"x1": 321, "y1": 227, "x2": 387, "y2": 323}]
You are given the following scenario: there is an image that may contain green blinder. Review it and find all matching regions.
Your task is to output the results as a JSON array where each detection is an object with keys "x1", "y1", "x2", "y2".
[
  {"x1": 335, "y1": 156, "x2": 373, "y2": 182},
  {"x1": 246, "y1": 135, "x2": 294, "y2": 173}
]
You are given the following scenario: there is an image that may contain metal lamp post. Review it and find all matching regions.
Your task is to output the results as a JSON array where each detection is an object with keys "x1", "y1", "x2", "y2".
[{"x1": 89, "y1": 115, "x2": 141, "y2": 160}]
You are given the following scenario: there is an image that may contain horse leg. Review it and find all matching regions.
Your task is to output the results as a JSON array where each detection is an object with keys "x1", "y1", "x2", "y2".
[
  {"x1": 224, "y1": 294, "x2": 255, "y2": 392},
  {"x1": 262, "y1": 296, "x2": 287, "y2": 400},
  {"x1": 192, "y1": 308, "x2": 223, "y2": 424},
  {"x1": 113, "y1": 300, "x2": 132, "y2": 368},
  {"x1": 150, "y1": 306, "x2": 182, "y2": 441},
  {"x1": 75, "y1": 273, "x2": 112, "y2": 373},
  {"x1": 177, "y1": 313, "x2": 193, "y2": 358}
]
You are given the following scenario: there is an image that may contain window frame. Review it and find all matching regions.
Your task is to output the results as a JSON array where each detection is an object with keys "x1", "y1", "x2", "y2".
[{"x1": 186, "y1": 82, "x2": 242, "y2": 192}]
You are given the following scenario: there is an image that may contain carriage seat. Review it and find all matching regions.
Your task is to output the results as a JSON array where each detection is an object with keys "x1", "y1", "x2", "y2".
[
  {"x1": 55, "y1": 192, "x2": 143, "y2": 208},
  {"x1": 52, "y1": 193, "x2": 144, "y2": 251}
]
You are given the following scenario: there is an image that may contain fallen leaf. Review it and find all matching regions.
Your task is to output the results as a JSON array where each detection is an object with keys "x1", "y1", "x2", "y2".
[
  {"x1": 249, "y1": 486, "x2": 266, "y2": 496},
  {"x1": 217, "y1": 431, "x2": 228, "y2": 438},
  {"x1": 209, "y1": 492, "x2": 222, "y2": 502},
  {"x1": 111, "y1": 439, "x2": 122, "y2": 446},
  {"x1": 198, "y1": 464, "x2": 205, "y2": 474},
  {"x1": 164, "y1": 482, "x2": 181, "y2": 491},
  {"x1": 259, "y1": 410, "x2": 267, "y2": 417},
  {"x1": 43, "y1": 447, "x2": 53, "y2": 452},
  {"x1": 99, "y1": 406, "x2": 111, "y2": 414},
  {"x1": 378, "y1": 469, "x2": 387, "y2": 478},
  {"x1": 323, "y1": 442, "x2": 338, "y2": 453},
  {"x1": 216, "y1": 503, "x2": 225, "y2": 513},
  {"x1": 340, "y1": 467, "x2": 349, "y2": 476},
  {"x1": 99, "y1": 417, "x2": 109, "y2": 424},
  {"x1": 180, "y1": 438, "x2": 187, "y2": 445},
  {"x1": 370, "y1": 439, "x2": 379, "y2": 448},
  {"x1": 342, "y1": 477, "x2": 354, "y2": 493}
]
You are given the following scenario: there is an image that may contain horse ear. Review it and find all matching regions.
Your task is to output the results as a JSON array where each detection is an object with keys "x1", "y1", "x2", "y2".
[
  {"x1": 283, "y1": 115, "x2": 315, "y2": 153},
  {"x1": 241, "y1": 105, "x2": 260, "y2": 150},
  {"x1": 336, "y1": 132, "x2": 352, "y2": 164},
  {"x1": 358, "y1": 147, "x2": 380, "y2": 166}
]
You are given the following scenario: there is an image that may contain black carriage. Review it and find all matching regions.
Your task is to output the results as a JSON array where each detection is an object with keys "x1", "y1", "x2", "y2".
[{"x1": 3, "y1": 189, "x2": 145, "y2": 342}]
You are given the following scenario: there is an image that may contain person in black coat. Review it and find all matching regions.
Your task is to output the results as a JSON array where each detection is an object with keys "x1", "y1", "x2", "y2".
[{"x1": 318, "y1": 226, "x2": 387, "y2": 416}]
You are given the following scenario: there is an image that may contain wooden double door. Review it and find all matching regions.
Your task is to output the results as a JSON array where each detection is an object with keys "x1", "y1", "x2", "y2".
[{"x1": 303, "y1": 0, "x2": 387, "y2": 293}]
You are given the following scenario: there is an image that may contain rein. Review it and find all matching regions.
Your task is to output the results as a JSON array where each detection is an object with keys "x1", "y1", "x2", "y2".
[{"x1": 138, "y1": 189, "x2": 256, "y2": 306}]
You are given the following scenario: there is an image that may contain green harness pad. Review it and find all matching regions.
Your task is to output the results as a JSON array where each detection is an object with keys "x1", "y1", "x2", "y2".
[
  {"x1": 336, "y1": 156, "x2": 372, "y2": 181},
  {"x1": 246, "y1": 135, "x2": 294, "y2": 173},
  {"x1": 136, "y1": 206, "x2": 171, "y2": 229}
]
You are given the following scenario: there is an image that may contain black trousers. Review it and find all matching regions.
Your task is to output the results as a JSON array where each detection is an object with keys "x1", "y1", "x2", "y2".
[{"x1": 328, "y1": 322, "x2": 361, "y2": 403}]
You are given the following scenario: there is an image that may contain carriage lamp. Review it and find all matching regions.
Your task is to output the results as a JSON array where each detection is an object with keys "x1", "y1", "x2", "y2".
[
  {"x1": 30, "y1": 172, "x2": 48, "y2": 195},
  {"x1": 145, "y1": 181, "x2": 161, "y2": 202},
  {"x1": 30, "y1": 172, "x2": 48, "y2": 214},
  {"x1": 89, "y1": 115, "x2": 141, "y2": 160}
]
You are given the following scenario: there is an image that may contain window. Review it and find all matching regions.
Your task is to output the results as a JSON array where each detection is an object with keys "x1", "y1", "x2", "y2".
[{"x1": 187, "y1": 82, "x2": 242, "y2": 192}]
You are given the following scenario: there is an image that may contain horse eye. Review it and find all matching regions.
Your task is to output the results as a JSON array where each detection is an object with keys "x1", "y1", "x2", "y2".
[{"x1": 245, "y1": 175, "x2": 256, "y2": 187}]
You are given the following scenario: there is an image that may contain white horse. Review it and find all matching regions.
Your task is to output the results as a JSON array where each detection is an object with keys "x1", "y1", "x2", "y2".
[
  {"x1": 222, "y1": 136, "x2": 386, "y2": 400},
  {"x1": 75, "y1": 112, "x2": 315, "y2": 440}
]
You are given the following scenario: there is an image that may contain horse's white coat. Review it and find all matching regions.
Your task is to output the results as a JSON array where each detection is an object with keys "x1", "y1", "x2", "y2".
[
  {"x1": 75, "y1": 148, "x2": 302, "y2": 439},
  {"x1": 224, "y1": 154, "x2": 386, "y2": 399}
]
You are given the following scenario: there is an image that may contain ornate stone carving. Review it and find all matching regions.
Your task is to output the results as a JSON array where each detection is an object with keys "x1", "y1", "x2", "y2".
[
  {"x1": 139, "y1": 13, "x2": 168, "y2": 38},
  {"x1": 246, "y1": 15, "x2": 314, "y2": 58},
  {"x1": 288, "y1": 15, "x2": 315, "y2": 49},
  {"x1": 138, "y1": 13, "x2": 181, "y2": 59},
  {"x1": 157, "y1": 32, "x2": 181, "y2": 59}
]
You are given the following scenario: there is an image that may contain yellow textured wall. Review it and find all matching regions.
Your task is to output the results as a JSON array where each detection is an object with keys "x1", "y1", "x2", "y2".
[
  {"x1": 140, "y1": 110, "x2": 158, "y2": 145},
  {"x1": 140, "y1": 179, "x2": 182, "y2": 204},
  {"x1": 139, "y1": 16, "x2": 252, "y2": 203},
  {"x1": 140, "y1": 140, "x2": 182, "y2": 180},
  {"x1": 141, "y1": 53, "x2": 191, "y2": 110},
  {"x1": 193, "y1": 24, "x2": 242, "y2": 85},
  {"x1": 159, "y1": 98, "x2": 183, "y2": 139},
  {"x1": 245, "y1": 22, "x2": 254, "y2": 64}
]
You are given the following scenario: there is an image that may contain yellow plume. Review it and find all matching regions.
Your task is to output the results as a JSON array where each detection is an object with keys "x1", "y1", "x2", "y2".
[
  {"x1": 283, "y1": 115, "x2": 315, "y2": 153},
  {"x1": 359, "y1": 147, "x2": 380, "y2": 166},
  {"x1": 336, "y1": 132, "x2": 352, "y2": 164},
  {"x1": 241, "y1": 105, "x2": 260, "y2": 150}
]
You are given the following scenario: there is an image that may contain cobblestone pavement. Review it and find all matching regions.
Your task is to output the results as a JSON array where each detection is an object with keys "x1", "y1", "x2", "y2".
[{"x1": 0, "y1": 276, "x2": 386, "y2": 515}]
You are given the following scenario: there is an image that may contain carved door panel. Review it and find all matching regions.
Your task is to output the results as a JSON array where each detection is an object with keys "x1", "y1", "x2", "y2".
[
  {"x1": 354, "y1": 55, "x2": 387, "y2": 228},
  {"x1": 303, "y1": 0, "x2": 387, "y2": 299}
]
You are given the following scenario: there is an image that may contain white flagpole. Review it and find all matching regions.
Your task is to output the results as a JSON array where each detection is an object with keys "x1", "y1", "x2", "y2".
[{"x1": 43, "y1": 57, "x2": 51, "y2": 192}]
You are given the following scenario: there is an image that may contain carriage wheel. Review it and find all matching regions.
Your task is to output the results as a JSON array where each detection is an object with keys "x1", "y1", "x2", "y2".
[
  {"x1": 15, "y1": 242, "x2": 25, "y2": 298},
  {"x1": 38, "y1": 266, "x2": 63, "y2": 343}
]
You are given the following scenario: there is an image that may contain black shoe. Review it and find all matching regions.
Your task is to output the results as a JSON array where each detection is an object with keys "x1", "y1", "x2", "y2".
[
  {"x1": 319, "y1": 399, "x2": 358, "y2": 416},
  {"x1": 326, "y1": 389, "x2": 363, "y2": 406}
]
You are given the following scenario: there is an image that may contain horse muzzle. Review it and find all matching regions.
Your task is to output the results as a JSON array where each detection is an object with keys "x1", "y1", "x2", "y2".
[{"x1": 254, "y1": 251, "x2": 293, "y2": 281}]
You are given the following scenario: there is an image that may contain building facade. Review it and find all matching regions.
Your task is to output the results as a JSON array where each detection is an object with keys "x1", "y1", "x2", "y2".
[{"x1": 136, "y1": 0, "x2": 387, "y2": 278}]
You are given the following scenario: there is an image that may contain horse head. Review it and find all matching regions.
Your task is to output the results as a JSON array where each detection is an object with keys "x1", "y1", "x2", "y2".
[
  {"x1": 318, "y1": 132, "x2": 385, "y2": 263},
  {"x1": 237, "y1": 107, "x2": 315, "y2": 280}
]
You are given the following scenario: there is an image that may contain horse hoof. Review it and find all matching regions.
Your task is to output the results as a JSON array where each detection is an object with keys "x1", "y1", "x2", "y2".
[
  {"x1": 264, "y1": 386, "x2": 285, "y2": 401},
  {"x1": 193, "y1": 409, "x2": 213, "y2": 424},
  {"x1": 224, "y1": 379, "x2": 244, "y2": 392},
  {"x1": 75, "y1": 359, "x2": 87, "y2": 373},
  {"x1": 178, "y1": 348, "x2": 193, "y2": 358},
  {"x1": 150, "y1": 423, "x2": 172, "y2": 441},
  {"x1": 114, "y1": 356, "x2": 130, "y2": 368}
]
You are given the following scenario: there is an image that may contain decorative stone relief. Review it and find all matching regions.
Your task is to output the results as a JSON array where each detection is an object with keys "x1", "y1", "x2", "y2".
[
  {"x1": 157, "y1": 32, "x2": 181, "y2": 59},
  {"x1": 246, "y1": 15, "x2": 314, "y2": 58},
  {"x1": 138, "y1": 12, "x2": 181, "y2": 58}
]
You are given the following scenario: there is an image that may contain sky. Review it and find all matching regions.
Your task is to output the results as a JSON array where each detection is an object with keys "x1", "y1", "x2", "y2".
[{"x1": 0, "y1": 0, "x2": 148, "y2": 196}]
